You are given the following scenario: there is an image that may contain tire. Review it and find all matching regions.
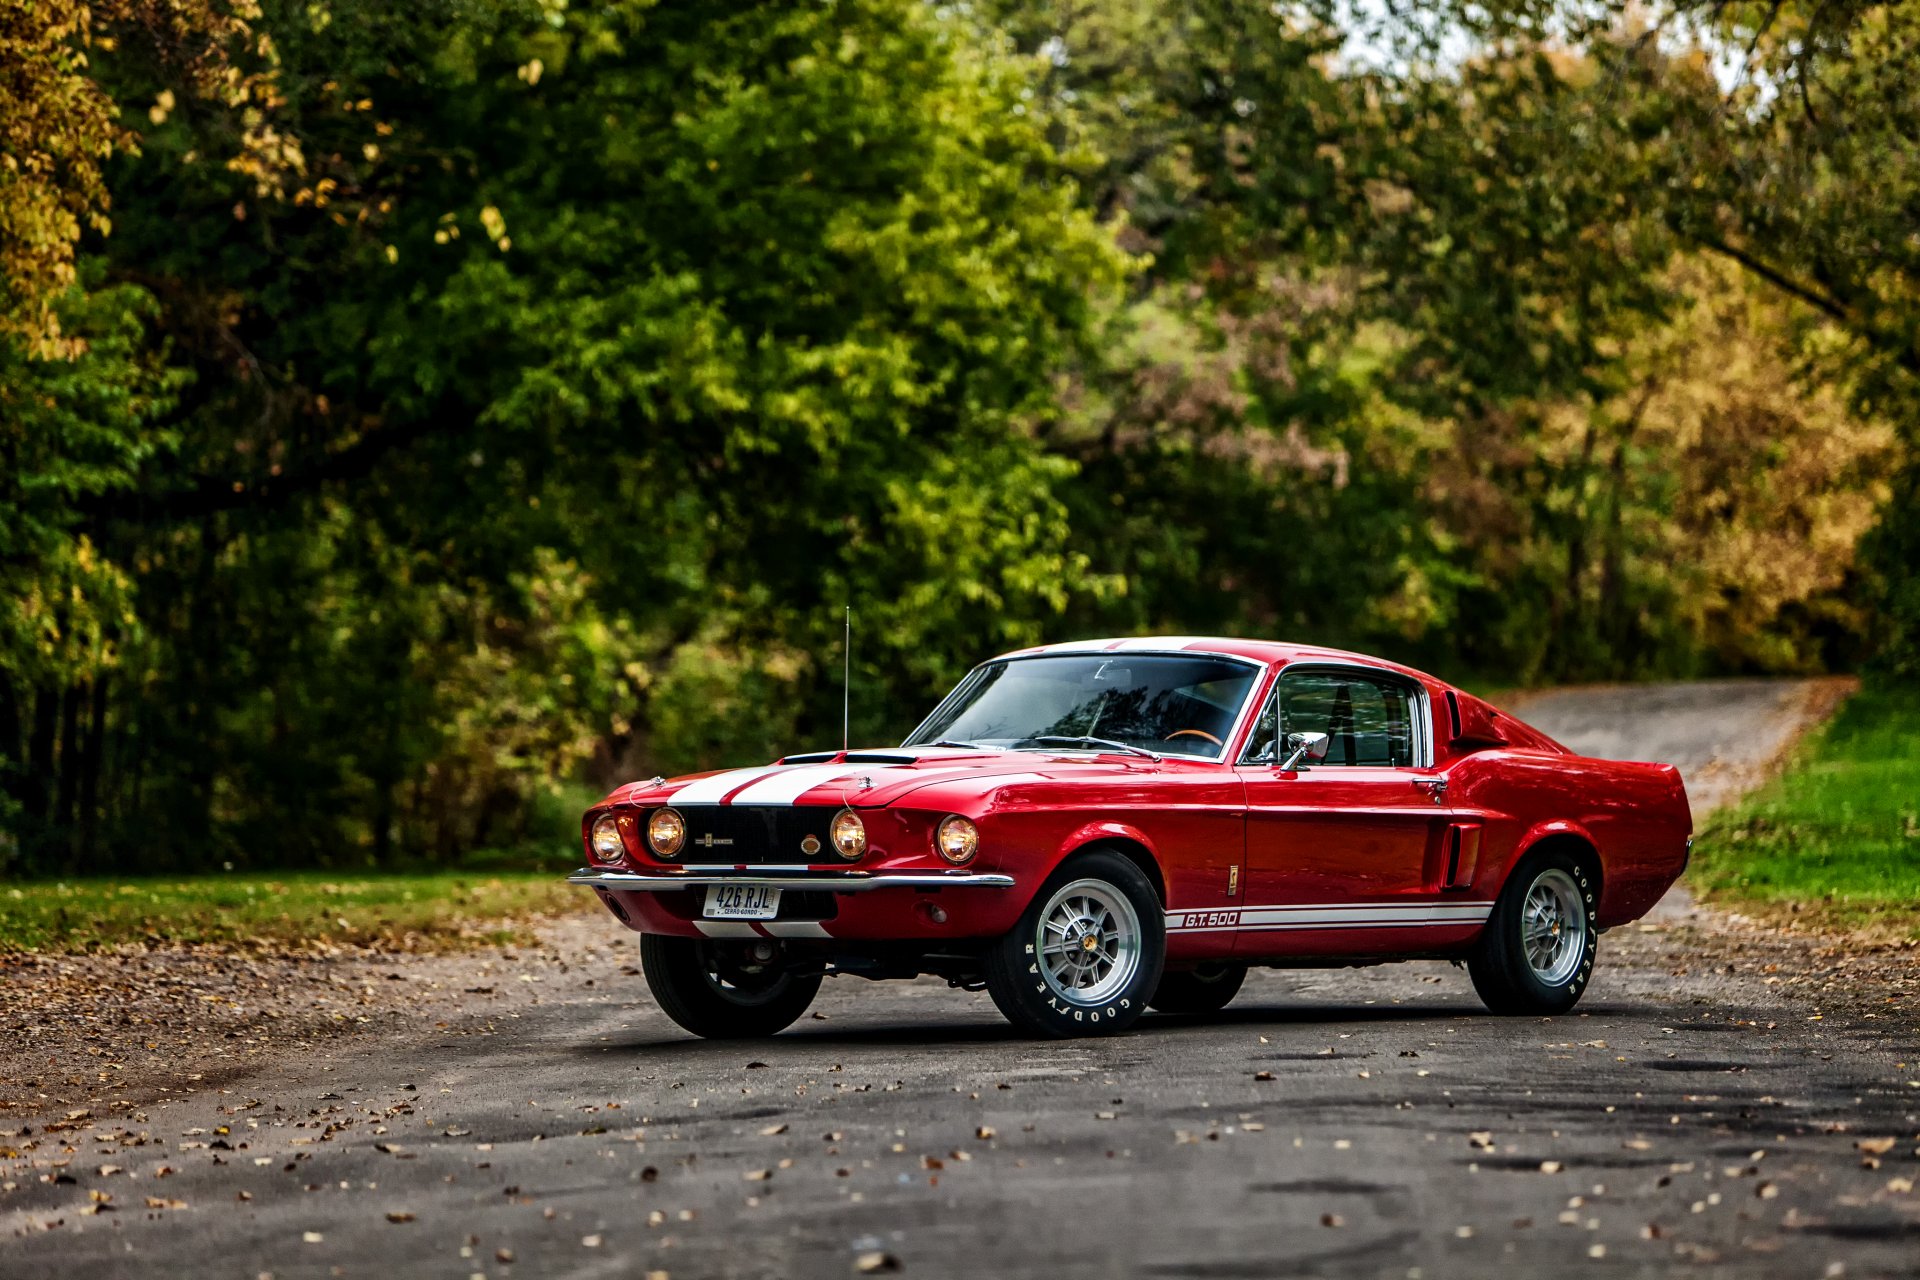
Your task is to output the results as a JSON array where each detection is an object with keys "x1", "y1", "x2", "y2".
[
  {"x1": 1149, "y1": 963, "x2": 1247, "y2": 1015},
  {"x1": 1468, "y1": 849, "x2": 1598, "y2": 1016},
  {"x1": 985, "y1": 848, "x2": 1166, "y2": 1038},
  {"x1": 640, "y1": 934, "x2": 822, "y2": 1039}
]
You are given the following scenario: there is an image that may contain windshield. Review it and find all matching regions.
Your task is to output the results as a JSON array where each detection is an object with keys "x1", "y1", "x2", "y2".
[{"x1": 904, "y1": 653, "x2": 1260, "y2": 761}]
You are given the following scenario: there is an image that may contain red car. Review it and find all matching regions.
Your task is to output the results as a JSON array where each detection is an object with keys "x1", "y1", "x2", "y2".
[{"x1": 573, "y1": 638, "x2": 1692, "y2": 1039}]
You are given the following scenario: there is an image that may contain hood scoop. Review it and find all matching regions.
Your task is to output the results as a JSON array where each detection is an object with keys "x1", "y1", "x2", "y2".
[{"x1": 778, "y1": 750, "x2": 923, "y2": 766}]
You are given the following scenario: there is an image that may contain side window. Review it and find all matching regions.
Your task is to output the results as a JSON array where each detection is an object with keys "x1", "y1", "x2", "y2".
[{"x1": 1272, "y1": 671, "x2": 1417, "y2": 768}]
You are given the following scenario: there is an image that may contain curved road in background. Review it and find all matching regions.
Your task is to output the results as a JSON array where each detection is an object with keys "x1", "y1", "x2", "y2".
[
  {"x1": 1504, "y1": 677, "x2": 1854, "y2": 816},
  {"x1": 9, "y1": 679, "x2": 1916, "y2": 1280}
]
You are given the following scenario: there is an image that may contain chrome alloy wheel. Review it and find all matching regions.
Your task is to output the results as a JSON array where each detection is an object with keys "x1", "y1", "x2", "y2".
[
  {"x1": 1034, "y1": 878, "x2": 1143, "y2": 1006},
  {"x1": 1521, "y1": 868, "x2": 1587, "y2": 986}
]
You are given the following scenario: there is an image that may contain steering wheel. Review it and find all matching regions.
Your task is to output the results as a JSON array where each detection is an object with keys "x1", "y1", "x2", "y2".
[{"x1": 1164, "y1": 728, "x2": 1223, "y2": 747}]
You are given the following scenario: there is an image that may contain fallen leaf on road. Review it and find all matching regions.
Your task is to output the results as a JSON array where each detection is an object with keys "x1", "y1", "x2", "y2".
[
  {"x1": 581, "y1": 1234, "x2": 603, "y2": 1248},
  {"x1": 1856, "y1": 1137, "x2": 1896, "y2": 1155},
  {"x1": 1468, "y1": 1132, "x2": 1495, "y2": 1150},
  {"x1": 975, "y1": 1126, "x2": 995, "y2": 1140},
  {"x1": 303, "y1": 1231, "x2": 324, "y2": 1243},
  {"x1": 144, "y1": 1197, "x2": 188, "y2": 1210},
  {"x1": 1253, "y1": 1071, "x2": 1275, "y2": 1082},
  {"x1": 744, "y1": 1169, "x2": 772, "y2": 1182},
  {"x1": 760, "y1": 1124, "x2": 789, "y2": 1136},
  {"x1": 1321, "y1": 1213, "x2": 1343, "y2": 1228},
  {"x1": 855, "y1": 1252, "x2": 901, "y2": 1274},
  {"x1": 386, "y1": 1211, "x2": 415, "y2": 1223},
  {"x1": 1540, "y1": 1161, "x2": 1562, "y2": 1174}
]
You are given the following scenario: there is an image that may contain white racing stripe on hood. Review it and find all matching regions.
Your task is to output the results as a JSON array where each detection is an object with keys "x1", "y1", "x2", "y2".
[
  {"x1": 670, "y1": 767, "x2": 784, "y2": 805},
  {"x1": 727, "y1": 764, "x2": 868, "y2": 806}
]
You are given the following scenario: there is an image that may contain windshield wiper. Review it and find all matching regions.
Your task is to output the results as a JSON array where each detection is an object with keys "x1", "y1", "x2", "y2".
[
  {"x1": 924, "y1": 739, "x2": 984, "y2": 750},
  {"x1": 1022, "y1": 735, "x2": 1161, "y2": 761}
]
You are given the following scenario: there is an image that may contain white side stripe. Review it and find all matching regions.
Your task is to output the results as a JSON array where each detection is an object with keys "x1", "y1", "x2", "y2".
[
  {"x1": 1167, "y1": 901, "x2": 1493, "y2": 932},
  {"x1": 671, "y1": 767, "x2": 782, "y2": 804}
]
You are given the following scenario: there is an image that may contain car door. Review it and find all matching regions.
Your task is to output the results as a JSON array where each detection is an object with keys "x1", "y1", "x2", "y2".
[{"x1": 1233, "y1": 666, "x2": 1459, "y2": 957}]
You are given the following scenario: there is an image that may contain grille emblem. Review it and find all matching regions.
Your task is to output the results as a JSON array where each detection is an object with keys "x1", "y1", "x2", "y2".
[
  {"x1": 800, "y1": 835, "x2": 822, "y2": 856},
  {"x1": 694, "y1": 833, "x2": 734, "y2": 848}
]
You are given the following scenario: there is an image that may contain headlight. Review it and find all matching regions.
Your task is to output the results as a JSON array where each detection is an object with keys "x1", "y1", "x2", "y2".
[
  {"x1": 935, "y1": 815, "x2": 978, "y2": 864},
  {"x1": 829, "y1": 809, "x2": 867, "y2": 861},
  {"x1": 589, "y1": 813, "x2": 625, "y2": 864},
  {"x1": 647, "y1": 807, "x2": 686, "y2": 858}
]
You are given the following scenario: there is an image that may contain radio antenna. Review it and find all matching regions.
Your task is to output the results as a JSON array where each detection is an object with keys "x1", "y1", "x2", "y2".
[{"x1": 842, "y1": 605, "x2": 852, "y2": 754}]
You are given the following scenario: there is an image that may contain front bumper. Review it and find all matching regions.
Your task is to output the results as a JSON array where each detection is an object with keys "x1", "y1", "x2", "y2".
[
  {"x1": 571, "y1": 864, "x2": 1022, "y2": 940},
  {"x1": 568, "y1": 866, "x2": 1014, "y2": 892}
]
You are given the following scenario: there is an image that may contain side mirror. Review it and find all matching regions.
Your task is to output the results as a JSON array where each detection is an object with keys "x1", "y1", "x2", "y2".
[{"x1": 1279, "y1": 731, "x2": 1330, "y2": 771}]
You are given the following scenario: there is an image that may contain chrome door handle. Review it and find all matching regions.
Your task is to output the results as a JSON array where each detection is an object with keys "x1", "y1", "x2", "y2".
[{"x1": 1416, "y1": 777, "x2": 1448, "y2": 805}]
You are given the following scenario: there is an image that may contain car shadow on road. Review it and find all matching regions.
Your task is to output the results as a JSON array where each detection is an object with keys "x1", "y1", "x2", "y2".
[{"x1": 574, "y1": 999, "x2": 1650, "y2": 1054}]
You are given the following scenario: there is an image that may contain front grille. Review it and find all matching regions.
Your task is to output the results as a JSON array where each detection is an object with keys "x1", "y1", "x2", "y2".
[{"x1": 676, "y1": 805, "x2": 836, "y2": 864}]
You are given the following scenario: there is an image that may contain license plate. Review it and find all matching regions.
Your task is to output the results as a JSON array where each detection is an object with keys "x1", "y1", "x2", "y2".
[{"x1": 703, "y1": 884, "x2": 781, "y2": 920}]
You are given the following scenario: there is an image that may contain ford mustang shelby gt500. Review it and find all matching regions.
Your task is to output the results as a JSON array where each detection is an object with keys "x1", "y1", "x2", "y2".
[{"x1": 572, "y1": 638, "x2": 1692, "y2": 1039}]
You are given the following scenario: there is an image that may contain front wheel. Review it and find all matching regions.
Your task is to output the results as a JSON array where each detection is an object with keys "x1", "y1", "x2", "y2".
[
  {"x1": 985, "y1": 849, "x2": 1166, "y2": 1038},
  {"x1": 1468, "y1": 851, "x2": 1597, "y2": 1016},
  {"x1": 640, "y1": 935, "x2": 822, "y2": 1039}
]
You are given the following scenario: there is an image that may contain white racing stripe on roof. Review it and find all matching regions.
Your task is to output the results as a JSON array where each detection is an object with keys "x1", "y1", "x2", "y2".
[
  {"x1": 1033, "y1": 636, "x2": 1223, "y2": 655},
  {"x1": 727, "y1": 764, "x2": 867, "y2": 806},
  {"x1": 1110, "y1": 636, "x2": 1212, "y2": 651},
  {"x1": 670, "y1": 767, "x2": 783, "y2": 805}
]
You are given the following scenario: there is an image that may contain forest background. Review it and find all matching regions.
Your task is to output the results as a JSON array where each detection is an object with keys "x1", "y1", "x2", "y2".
[{"x1": 4, "y1": 0, "x2": 1915, "y2": 875}]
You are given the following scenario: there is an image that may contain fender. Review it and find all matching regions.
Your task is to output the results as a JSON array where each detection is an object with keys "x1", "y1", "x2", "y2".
[
  {"x1": 1050, "y1": 819, "x2": 1167, "y2": 899},
  {"x1": 1487, "y1": 817, "x2": 1604, "y2": 901}
]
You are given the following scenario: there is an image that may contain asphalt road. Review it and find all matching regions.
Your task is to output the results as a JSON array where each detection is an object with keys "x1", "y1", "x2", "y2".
[{"x1": 6, "y1": 679, "x2": 1918, "y2": 1279}]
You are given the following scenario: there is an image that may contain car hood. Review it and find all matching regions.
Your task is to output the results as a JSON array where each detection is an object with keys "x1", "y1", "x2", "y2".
[{"x1": 601, "y1": 747, "x2": 1168, "y2": 810}]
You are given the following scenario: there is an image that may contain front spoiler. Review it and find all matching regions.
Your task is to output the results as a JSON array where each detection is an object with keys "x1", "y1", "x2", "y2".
[{"x1": 568, "y1": 867, "x2": 1016, "y2": 893}]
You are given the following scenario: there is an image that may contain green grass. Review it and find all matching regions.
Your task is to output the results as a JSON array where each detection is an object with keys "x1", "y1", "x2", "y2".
[
  {"x1": 1690, "y1": 684, "x2": 1920, "y2": 937},
  {"x1": 0, "y1": 870, "x2": 588, "y2": 955}
]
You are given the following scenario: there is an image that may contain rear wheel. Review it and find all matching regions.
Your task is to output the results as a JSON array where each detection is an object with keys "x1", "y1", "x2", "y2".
[
  {"x1": 1468, "y1": 850, "x2": 1597, "y2": 1016},
  {"x1": 640, "y1": 935, "x2": 822, "y2": 1039},
  {"x1": 1149, "y1": 963, "x2": 1247, "y2": 1015},
  {"x1": 985, "y1": 849, "x2": 1165, "y2": 1038}
]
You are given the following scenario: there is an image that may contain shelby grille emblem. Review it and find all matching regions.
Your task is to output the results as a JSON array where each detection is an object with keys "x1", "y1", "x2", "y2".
[
  {"x1": 693, "y1": 833, "x2": 734, "y2": 849},
  {"x1": 799, "y1": 834, "x2": 822, "y2": 856}
]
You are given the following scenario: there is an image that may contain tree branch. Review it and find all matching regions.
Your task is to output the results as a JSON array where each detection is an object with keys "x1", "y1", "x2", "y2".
[{"x1": 1690, "y1": 233, "x2": 1854, "y2": 326}]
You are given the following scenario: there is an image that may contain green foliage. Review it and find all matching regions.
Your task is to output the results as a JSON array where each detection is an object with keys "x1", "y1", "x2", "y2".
[
  {"x1": 0, "y1": 0, "x2": 1909, "y2": 878},
  {"x1": 1690, "y1": 685, "x2": 1920, "y2": 938},
  {"x1": 0, "y1": 871, "x2": 578, "y2": 953}
]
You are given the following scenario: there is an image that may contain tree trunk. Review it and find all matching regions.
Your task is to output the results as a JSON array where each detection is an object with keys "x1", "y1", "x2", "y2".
[{"x1": 78, "y1": 677, "x2": 108, "y2": 870}]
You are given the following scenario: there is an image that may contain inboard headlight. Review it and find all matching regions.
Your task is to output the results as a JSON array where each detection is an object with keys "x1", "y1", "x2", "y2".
[
  {"x1": 589, "y1": 813, "x2": 625, "y2": 864},
  {"x1": 829, "y1": 809, "x2": 867, "y2": 861},
  {"x1": 935, "y1": 815, "x2": 979, "y2": 864},
  {"x1": 647, "y1": 807, "x2": 687, "y2": 858}
]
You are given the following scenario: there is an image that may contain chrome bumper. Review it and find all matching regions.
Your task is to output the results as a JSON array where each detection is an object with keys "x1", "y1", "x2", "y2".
[{"x1": 568, "y1": 867, "x2": 1016, "y2": 893}]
